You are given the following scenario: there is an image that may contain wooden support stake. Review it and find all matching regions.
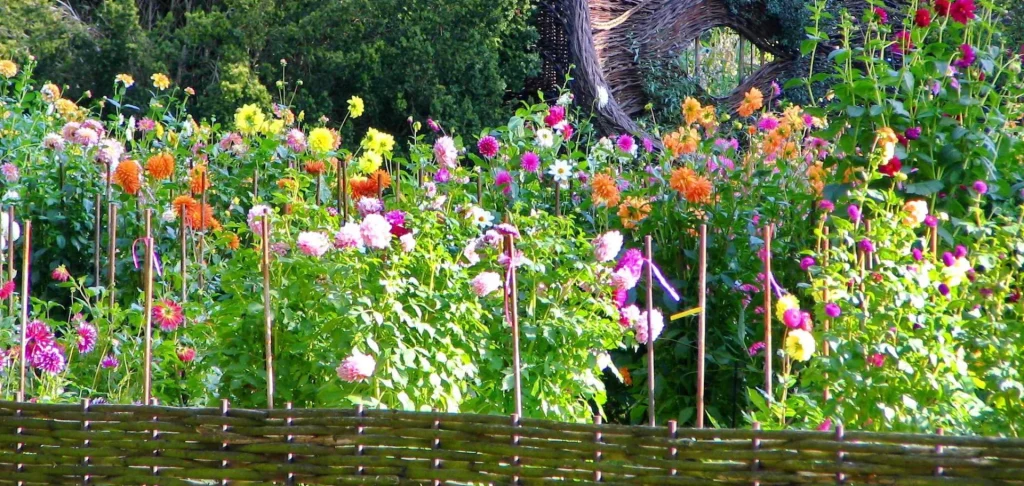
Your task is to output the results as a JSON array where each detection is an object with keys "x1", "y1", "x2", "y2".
[
  {"x1": 737, "y1": 38, "x2": 745, "y2": 84},
  {"x1": 835, "y1": 425, "x2": 846, "y2": 485},
  {"x1": 286, "y1": 402, "x2": 295, "y2": 486},
  {"x1": 180, "y1": 217, "x2": 188, "y2": 303},
  {"x1": 336, "y1": 160, "x2": 344, "y2": 220},
  {"x1": 342, "y1": 158, "x2": 349, "y2": 221},
  {"x1": 644, "y1": 235, "x2": 656, "y2": 426},
  {"x1": 935, "y1": 428, "x2": 944, "y2": 476},
  {"x1": 376, "y1": 172, "x2": 383, "y2": 200},
  {"x1": 667, "y1": 420, "x2": 678, "y2": 476},
  {"x1": 697, "y1": 224, "x2": 707, "y2": 428},
  {"x1": 262, "y1": 214, "x2": 275, "y2": 409},
  {"x1": 593, "y1": 415, "x2": 603, "y2": 482},
  {"x1": 94, "y1": 195, "x2": 102, "y2": 287},
  {"x1": 220, "y1": 399, "x2": 230, "y2": 486},
  {"x1": 143, "y1": 210, "x2": 154, "y2": 406},
  {"x1": 7, "y1": 206, "x2": 15, "y2": 316},
  {"x1": 82, "y1": 399, "x2": 91, "y2": 485},
  {"x1": 752, "y1": 422, "x2": 761, "y2": 486},
  {"x1": 476, "y1": 167, "x2": 483, "y2": 205},
  {"x1": 107, "y1": 204, "x2": 117, "y2": 313},
  {"x1": 510, "y1": 413, "x2": 521, "y2": 486},
  {"x1": 199, "y1": 171, "x2": 208, "y2": 289},
  {"x1": 505, "y1": 234, "x2": 522, "y2": 417},
  {"x1": 314, "y1": 174, "x2": 321, "y2": 206},
  {"x1": 18, "y1": 220, "x2": 30, "y2": 401},
  {"x1": 763, "y1": 224, "x2": 773, "y2": 399}
]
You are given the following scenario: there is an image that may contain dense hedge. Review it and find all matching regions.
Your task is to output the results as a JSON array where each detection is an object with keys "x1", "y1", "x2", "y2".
[{"x1": 0, "y1": 0, "x2": 539, "y2": 137}]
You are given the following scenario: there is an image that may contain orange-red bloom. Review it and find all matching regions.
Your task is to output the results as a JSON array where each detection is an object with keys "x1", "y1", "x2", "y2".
[
  {"x1": 304, "y1": 160, "x2": 327, "y2": 175},
  {"x1": 190, "y1": 164, "x2": 210, "y2": 194},
  {"x1": 146, "y1": 153, "x2": 175, "y2": 180},
  {"x1": 113, "y1": 160, "x2": 142, "y2": 195},
  {"x1": 591, "y1": 173, "x2": 620, "y2": 207}
]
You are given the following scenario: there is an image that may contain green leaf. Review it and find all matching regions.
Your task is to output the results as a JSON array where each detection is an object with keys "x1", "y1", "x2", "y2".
[{"x1": 904, "y1": 180, "x2": 944, "y2": 196}]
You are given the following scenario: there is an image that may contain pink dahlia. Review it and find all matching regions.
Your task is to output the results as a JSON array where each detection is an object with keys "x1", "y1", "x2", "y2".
[
  {"x1": 76, "y1": 322, "x2": 98, "y2": 354},
  {"x1": 356, "y1": 197, "x2": 384, "y2": 217},
  {"x1": 520, "y1": 152, "x2": 540, "y2": 173},
  {"x1": 337, "y1": 354, "x2": 376, "y2": 382},
  {"x1": 915, "y1": 8, "x2": 932, "y2": 27},
  {"x1": 136, "y1": 117, "x2": 157, "y2": 132},
  {"x1": 950, "y1": 0, "x2": 975, "y2": 24},
  {"x1": 868, "y1": 353, "x2": 886, "y2": 368},
  {"x1": 399, "y1": 233, "x2": 416, "y2": 253},
  {"x1": 893, "y1": 31, "x2": 913, "y2": 54},
  {"x1": 43, "y1": 133, "x2": 65, "y2": 151},
  {"x1": 783, "y1": 308, "x2": 803, "y2": 329},
  {"x1": 297, "y1": 232, "x2": 332, "y2": 257},
  {"x1": 0, "y1": 281, "x2": 14, "y2": 300},
  {"x1": 153, "y1": 299, "x2": 185, "y2": 332},
  {"x1": 477, "y1": 136, "x2": 500, "y2": 159},
  {"x1": 51, "y1": 265, "x2": 71, "y2": 282},
  {"x1": 177, "y1": 347, "x2": 196, "y2": 363},
  {"x1": 618, "y1": 304, "x2": 640, "y2": 328},
  {"x1": 73, "y1": 127, "x2": 99, "y2": 146},
  {"x1": 360, "y1": 214, "x2": 393, "y2": 249},
  {"x1": 593, "y1": 231, "x2": 624, "y2": 263},
  {"x1": 61, "y1": 122, "x2": 81, "y2": 141},
  {"x1": 334, "y1": 222, "x2": 364, "y2": 250},
  {"x1": 616, "y1": 134, "x2": 636, "y2": 155},
  {"x1": 470, "y1": 272, "x2": 502, "y2": 297},
  {"x1": 873, "y1": 7, "x2": 888, "y2": 24},
  {"x1": 748, "y1": 341, "x2": 766, "y2": 356},
  {"x1": 384, "y1": 210, "x2": 406, "y2": 227},
  {"x1": 757, "y1": 116, "x2": 779, "y2": 132},
  {"x1": 633, "y1": 309, "x2": 665, "y2": 343},
  {"x1": 1, "y1": 163, "x2": 18, "y2": 183},
  {"x1": 495, "y1": 170, "x2": 513, "y2": 195},
  {"x1": 247, "y1": 204, "x2": 273, "y2": 235},
  {"x1": 30, "y1": 345, "x2": 66, "y2": 375},
  {"x1": 286, "y1": 129, "x2": 307, "y2": 152},
  {"x1": 81, "y1": 119, "x2": 105, "y2": 138},
  {"x1": 544, "y1": 106, "x2": 566, "y2": 127},
  {"x1": 101, "y1": 354, "x2": 119, "y2": 369},
  {"x1": 434, "y1": 136, "x2": 458, "y2": 169}
]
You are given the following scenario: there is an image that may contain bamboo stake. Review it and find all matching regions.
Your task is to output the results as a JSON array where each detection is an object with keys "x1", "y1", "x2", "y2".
[
  {"x1": 644, "y1": 235, "x2": 655, "y2": 426},
  {"x1": 336, "y1": 161, "x2": 344, "y2": 220},
  {"x1": 763, "y1": 224, "x2": 773, "y2": 399},
  {"x1": 341, "y1": 158, "x2": 349, "y2": 221},
  {"x1": 315, "y1": 174, "x2": 321, "y2": 206},
  {"x1": 199, "y1": 171, "x2": 208, "y2": 289},
  {"x1": 143, "y1": 209, "x2": 154, "y2": 406},
  {"x1": 376, "y1": 172, "x2": 383, "y2": 200},
  {"x1": 505, "y1": 234, "x2": 522, "y2": 417},
  {"x1": 108, "y1": 204, "x2": 118, "y2": 312},
  {"x1": 17, "y1": 221, "x2": 30, "y2": 401},
  {"x1": 180, "y1": 217, "x2": 188, "y2": 303},
  {"x1": 395, "y1": 163, "x2": 401, "y2": 201},
  {"x1": 94, "y1": 194, "x2": 102, "y2": 286},
  {"x1": 823, "y1": 227, "x2": 831, "y2": 401},
  {"x1": 696, "y1": 224, "x2": 707, "y2": 428},
  {"x1": 262, "y1": 214, "x2": 275, "y2": 409},
  {"x1": 7, "y1": 207, "x2": 14, "y2": 315}
]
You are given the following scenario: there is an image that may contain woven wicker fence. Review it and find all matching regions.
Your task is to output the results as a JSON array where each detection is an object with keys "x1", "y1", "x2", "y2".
[{"x1": 0, "y1": 400, "x2": 1022, "y2": 485}]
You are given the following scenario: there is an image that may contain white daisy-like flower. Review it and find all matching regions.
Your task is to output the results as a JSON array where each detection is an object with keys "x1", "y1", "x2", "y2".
[
  {"x1": 597, "y1": 86, "x2": 609, "y2": 109},
  {"x1": 535, "y1": 128, "x2": 554, "y2": 148},
  {"x1": 468, "y1": 206, "x2": 494, "y2": 227},
  {"x1": 548, "y1": 159, "x2": 574, "y2": 183}
]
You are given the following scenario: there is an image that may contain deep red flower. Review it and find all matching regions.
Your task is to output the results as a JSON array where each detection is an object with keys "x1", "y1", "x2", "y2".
[
  {"x1": 177, "y1": 347, "x2": 196, "y2": 363},
  {"x1": 893, "y1": 31, "x2": 913, "y2": 55},
  {"x1": 873, "y1": 7, "x2": 888, "y2": 24},
  {"x1": 949, "y1": 0, "x2": 975, "y2": 24},
  {"x1": 879, "y1": 157, "x2": 902, "y2": 177},
  {"x1": 0, "y1": 281, "x2": 13, "y2": 300},
  {"x1": 915, "y1": 8, "x2": 932, "y2": 27},
  {"x1": 934, "y1": 0, "x2": 951, "y2": 16}
]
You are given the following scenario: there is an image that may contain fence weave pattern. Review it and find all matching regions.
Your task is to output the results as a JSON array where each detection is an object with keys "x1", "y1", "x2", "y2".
[{"x1": 0, "y1": 400, "x2": 1022, "y2": 485}]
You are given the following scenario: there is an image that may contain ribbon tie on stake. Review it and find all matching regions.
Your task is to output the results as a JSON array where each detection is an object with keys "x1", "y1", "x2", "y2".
[
  {"x1": 132, "y1": 237, "x2": 164, "y2": 277},
  {"x1": 644, "y1": 258, "x2": 680, "y2": 302}
]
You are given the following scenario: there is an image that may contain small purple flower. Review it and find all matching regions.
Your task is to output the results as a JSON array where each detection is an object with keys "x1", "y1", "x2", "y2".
[
  {"x1": 384, "y1": 210, "x2": 406, "y2": 227},
  {"x1": 477, "y1": 136, "x2": 500, "y2": 159},
  {"x1": 76, "y1": 322, "x2": 98, "y2": 354},
  {"x1": 952, "y1": 44, "x2": 976, "y2": 69},
  {"x1": 954, "y1": 245, "x2": 968, "y2": 258},
  {"x1": 905, "y1": 127, "x2": 922, "y2": 140},
  {"x1": 427, "y1": 118, "x2": 441, "y2": 132},
  {"x1": 938, "y1": 283, "x2": 950, "y2": 296},
  {"x1": 770, "y1": 81, "x2": 781, "y2": 97},
  {"x1": 616, "y1": 134, "x2": 636, "y2": 155},
  {"x1": 495, "y1": 223, "x2": 520, "y2": 238},
  {"x1": 642, "y1": 137, "x2": 654, "y2": 153},
  {"x1": 980, "y1": 288, "x2": 993, "y2": 298},
  {"x1": 924, "y1": 215, "x2": 938, "y2": 228},
  {"x1": 847, "y1": 204, "x2": 862, "y2": 222},
  {"x1": 800, "y1": 256, "x2": 816, "y2": 271},
  {"x1": 748, "y1": 341, "x2": 766, "y2": 356},
  {"x1": 783, "y1": 308, "x2": 803, "y2": 329},
  {"x1": 825, "y1": 303, "x2": 841, "y2": 318},
  {"x1": 819, "y1": 200, "x2": 835, "y2": 212},
  {"x1": 434, "y1": 167, "x2": 451, "y2": 183},
  {"x1": 101, "y1": 354, "x2": 119, "y2": 369},
  {"x1": 520, "y1": 152, "x2": 540, "y2": 173},
  {"x1": 972, "y1": 180, "x2": 988, "y2": 195},
  {"x1": 858, "y1": 238, "x2": 875, "y2": 254},
  {"x1": 757, "y1": 116, "x2": 780, "y2": 131},
  {"x1": 942, "y1": 252, "x2": 956, "y2": 267},
  {"x1": 912, "y1": 248, "x2": 924, "y2": 261}
]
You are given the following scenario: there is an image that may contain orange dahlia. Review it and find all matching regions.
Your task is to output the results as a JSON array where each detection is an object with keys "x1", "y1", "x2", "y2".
[
  {"x1": 682, "y1": 176, "x2": 713, "y2": 204},
  {"x1": 189, "y1": 165, "x2": 210, "y2": 194},
  {"x1": 669, "y1": 167, "x2": 697, "y2": 194},
  {"x1": 737, "y1": 87, "x2": 764, "y2": 117},
  {"x1": 172, "y1": 195, "x2": 198, "y2": 218},
  {"x1": 227, "y1": 233, "x2": 240, "y2": 250},
  {"x1": 617, "y1": 196, "x2": 650, "y2": 230},
  {"x1": 371, "y1": 169, "x2": 392, "y2": 190},
  {"x1": 277, "y1": 178, "x2": 297, "y2": 191},
  {"x1": 146, "y1": 153, "x2": 175, "y2": 180},
  {"x1": 591, "y1": 173, "x2": 621, "y2": 207},
  {"x1": 113, "y1": 160, "x2": 142, "y2": 195},
  {"x1": 186, "y1": 202, "x2": 221, "y2": 231},
  {"x1": 304, "y1": 160, "x2": 327, "y2": 175},
  {"x1": 349, "y1": 176, "x2": 376, "y2": 200}
]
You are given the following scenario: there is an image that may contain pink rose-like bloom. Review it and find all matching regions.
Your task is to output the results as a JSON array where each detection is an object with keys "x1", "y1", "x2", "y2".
[
  {"x1": 825, "y1": 303, "x2": 841, "y2": 318},
  {"x1": 819, "y1": 200, "x2": 835, "y2": 212},
  {"x1": 482, "y1": 230, "x2": 501, "y2": 248},
  {"x1": 286, "y1": 129, "x2": 307, "y2": 152},
  {"x1": 633, "y1": 309, "x2": 665, "y2": 343},
  {"x1": 471, "y1": 272, "x2": 503, "y2": 297},
  {"x1": 400, "y1": 233, "x2": 416, "y2": 253},
  {"x1": 334, "y1": 223, "x2": 364, "y2": 250},
  {"x1": 384, "y1": 210, "x2": 406, "y2": 227},
  {"x1": 0, "y1": 163, "x2": 18, "y2": 183},
  {"x1": 360, "y1": 213, "x2": 393, "y2": 249},
  {"x1": 73, "y1": 127, "x2": 99, "y2": 146},
  {"x1": 953, "y1": 44, "x2": 976, "y2": 69},
  {"x1": 61, "y1": 122, "x2": 81, "y2": 141},
  {"x1": 520, "y1": 152, "x2": 540, "y2": 173},
  {"x1": 593, "y1": 231, "x2": 624, "y2": 263},
  {"x1": 247, "y1": 204, "x2": 272, "y2": 235},
  {"x1": 76, "y1": 322, "x2": 98, "y2": 354},
  {"x1": 611, "y1": 267, "x2": 639, "y2": 291},
  {"x1": 544, "y1": 105, "x2": 565, "y2": 127},
  {"x1": 477, "y1": 136, "x2": 500, "y2": 159},
  {"x1": 0, "y1": 281, "x2": 14, "y2": 300},
  {"x1": 818, "y1": 418, "x2": 834, "y2": 431},
  {"x1": 357, "y1": 197, "x2": 384, "y2": 217},
  {"x1": 101, "y1": 354, "x2": 119, "y2": 369},
  {"x1": 783, "y1": 308, "x2": 803, "y2": 329},
  {"x1": 618, "y1": 304, "x2": 640, "y2": 328},
  {"x1": 972, "y1": 180, "x2": 988, "y2": 194},
  {"x1": 296, "y1": 232, "x2": 332, "y2": 257},
  {"x1": 52, "y1": 265, "x2": 71, "y2": 282},
  {"x1": 434, "y1": 136, "x2": 458, "y2": 169},
  {"x1": 613, "y1": 288, "x2": 628, "y2": 309},
  {"x1": 337, "y1": 354, "x2": 376, "y2": 382},
  {"x1": 434, "y1": 167, "x2": 451, "y2": 183},
  {"x1": 799, "y1": 256, "x2": 815, "y2": 271},
  {"x1": 847, "y1": 204, "x2": 861, "y2": 222},
  {"x1": 43, "y1": 133, "x2": 65, "y2": 151},
  {"x1": 82, "y1": 119, "x2": 105, "y2": 138},
  {"x1": 868, "y1": 353, "x2": 886, "y2": 368},
  {"x1": 177, "y1": 347, "x2": 196, "y2": 363}
]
